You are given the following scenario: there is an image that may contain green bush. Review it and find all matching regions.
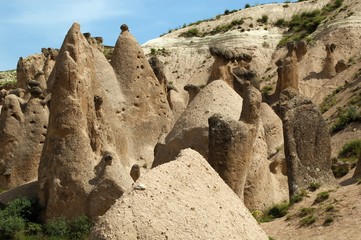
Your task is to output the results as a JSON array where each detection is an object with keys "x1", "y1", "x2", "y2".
[
  {"x1": 262, "y1": 85, "x2": 273, "y2": 96},
  {"x1": 300, "y1": 215, "x2": 316, "y2": 226},
  {"x1": 179, "y1": 28, "x2": 199, "y2": 38},
  {"x1": 331, "y1": 106, "x2": 361, "y2": 132},
  {"x1": 0, "y1": 216, "x2": 26, "y2": 239},
  {"x1": 44, "y1": 217, "x2": 69, "y2": 238},
  {"x1": 299, "y1": 207, "x2": 315, "y2": 217},
  {"x1": 68, "y1": 216, "x2": 92, "y2": 240},
  {"x1": 257, "y1": 15, "x2": 269, "y2": 24},
  {"x1": 338, "y1": 140, "x2": 361, "y2": 162},
  {"x1": 314, "y1": 191, "x2": 329, "y2": 204},
  {"x1": 275, "y1": 18, "x2": 287, "y2": 27},
  {"x1": 267, "y1": 203, "x2": 290, "y2": 219},
  {"x1": 44, "y1": 216, "x2": 92, "y2": 240},
  {"x1": 2, "y1": 197, "x2": 39, "y2": 221},
  {"x1": 308, "y1": 182, "x2": 321, "y2": 192},
  {"x1": 245, "y1": 3, "x2": 251, "y2": 8}
]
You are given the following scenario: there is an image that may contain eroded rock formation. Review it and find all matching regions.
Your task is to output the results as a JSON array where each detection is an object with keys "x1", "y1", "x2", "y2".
[
  {"x1": 152, "y1": 80, "x2": 243, "y2": 168},
  {"x1": 280, "y1": 88, "x2": 338, "y2": 196},
  {"x1": 91, "y1": 149, "x2": 268, "y2": 240},
  {"x1": 17, "y1": 48, "x2": 58, "y2": 94},
  {"x1": 322, "y1": 43, "x2": 337, "y2": 78},
  {"x1": 0, "y1": 94, "x2": 48, "y2": 189},
  {"x1": 275, "y1": 42, "x2": 303, "y2": 96},
  {"x1": 38, "y1": 23, "x2": 132, "y2": 221},
  {"x1": 110, "y1": 24, "x2": 173, "y2": 166},
  {"x1": 208, "y1": 80, "x2": 261, "y2": 200},
  {"x1": 209, "y1": 45, "x2": 254, "y2": 87}
]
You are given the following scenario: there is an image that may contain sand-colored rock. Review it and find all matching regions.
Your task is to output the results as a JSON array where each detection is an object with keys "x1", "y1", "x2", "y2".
[
  {"x1": 259, "y1": 102, "x2": 284, "y2": 156},
  {"x1": 280, "y1": 88, "x2": 338, "y2": 196},
  {"x1": 0, "y1": 94, "x2": 48, "y2": 189},
  {"x1": 208, "y1": 83, "x2": 261, "y2": 200},
  {"x1": 244, "y1": 122, "x2": 288, "y2": 210},
  {"x1": 91, "y1": 149, "x2": 268, "y2": 240},
  {"x1": 152, "y1": 80, "x2": 243, "y2": 167},
  {"x1": 275, "y1": 42, "x2": 300, "y2": 96},
  {"x1": 38, "y1": 23, "x2": 132, "y2": 221},
  {"x1": 322, "y1": 43, "x2": 337, "y2": 78},
  {"x1": 111, "y1": 25, "x2": 173, "y2": 165}
]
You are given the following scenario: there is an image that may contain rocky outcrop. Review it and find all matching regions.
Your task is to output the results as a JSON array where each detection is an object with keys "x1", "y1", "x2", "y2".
[
  {"x1": 0, "y1": 94, "x2": 48, "y2": 189},
  {"x1": 111, "y1": 25, "x2": 173, "y2": 166},
  {"x1": 209, "y1": 45, "x2": 254, "y2": 87},
  {"x1": 17, "y1": 48, "x2": 58, "y2": 94},
  {"x1": 322, "y1": 43, "x2": 337, "y2": 78},
  {"x1": 38, "y1": 23, "x2": 132, "y2": 221},
  {"x1": 275, "y1": 42, "x2": 302, "y2": 96},
  {"x1": 295, "y1": 40, "x2": 307, "y2": 61},
  {"x1": 148, "y1": 56, "x2": 167, "y2": 93},
  {"x1": 208, "y1": 81, "x2": 261, "y2": 200},
  {"x1": 152, "y1": 80, "x2": 243, "y2": 167},
  {"x1": 280, "y1": 88, "x2": 338, "y2": 196},
  {"x1": 91, "y1": 149, "x2": 268, "y2": 240}
]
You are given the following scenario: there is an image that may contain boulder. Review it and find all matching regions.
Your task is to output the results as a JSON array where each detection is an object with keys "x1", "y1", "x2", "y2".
[
  {"x1": 280, "y1": 88, "x2": 338, "y2": 196},
  {"x1": 91, "y1": 149, "x2": 268, "y2": 240},
  {"x1": 335, "y1": 59, "x2": 348, "y2": 73},
  {"x1": 38, "y1": 23, "x2": 132, "y2": 221}
]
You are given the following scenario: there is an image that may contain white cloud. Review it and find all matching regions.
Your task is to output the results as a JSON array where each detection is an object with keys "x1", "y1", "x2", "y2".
[{"x1": 2, "y1": 0, "x2": 142, "y2": 26}]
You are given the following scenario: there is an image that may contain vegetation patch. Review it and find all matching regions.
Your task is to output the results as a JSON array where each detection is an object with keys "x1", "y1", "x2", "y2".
[
  {"x1": 314, "y1": 191, "x2": 330, "y2": 204},
  {"x1": 299, "y1": 207, "x2": 315, "y2": 217},
  {"x1": 0, "y1": 69, "x2": 17, "y2": 89},
  {"x1": 0, "y1": 197, "x2": 92, "y2": 239},
  {"x1": 331, "y1": 106, "x2": 361, "y2": 133},
  {"x1": 323, "y1": 216, "x2": 334, "y2": 226},
  {"x1": 253, "y1": 202, "x2": 290, "y2": 223},
  {"x1": 308, "y1": 182, "x2": 321, "y2": 192},
  {"x1": 149, "y1": 48, "x2": 171, "y2": 57},
  {"x1": 290, "y1": 190, "x2": 307, "y2": 205},
  {"x1": 300, "y1": 215, "x2": 316, "y2": 226},
  {"x1": 257, "y1": 15, "x2": 268, "y2": 24},
  {"x1": 338, "y1": 140, "x2": 361, "y2": 163},
  {"x1": 277, "y1": 0, "x2": 344, "y2": 46}
]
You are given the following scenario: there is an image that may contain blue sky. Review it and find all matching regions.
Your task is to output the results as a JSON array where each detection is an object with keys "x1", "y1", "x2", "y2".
[{"x1": 0, "y1": 0, "x2": 290, "y2": 71}]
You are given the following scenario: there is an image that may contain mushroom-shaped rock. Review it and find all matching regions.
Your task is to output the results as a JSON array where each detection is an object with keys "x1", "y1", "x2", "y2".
[{"x1": 91, "y1": 149, "x2": 268, "y2": 240}]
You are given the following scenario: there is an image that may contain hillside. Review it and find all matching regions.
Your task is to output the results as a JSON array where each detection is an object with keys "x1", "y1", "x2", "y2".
[{"x1": 0, "y1": 0, "x2": 361, "y2": 239}]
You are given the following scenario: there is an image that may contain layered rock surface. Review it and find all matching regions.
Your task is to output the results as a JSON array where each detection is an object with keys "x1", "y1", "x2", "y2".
[
  {"x1": 38, "y1": 23, "x2": 132, "y2": 220},
  {"x1": 91, "y1": 149, "x2": 268, "y2": 240}
]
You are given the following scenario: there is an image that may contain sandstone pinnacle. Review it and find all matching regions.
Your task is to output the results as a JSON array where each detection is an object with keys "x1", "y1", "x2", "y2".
[{"x1": 38, "y1": 23, "x2": 132, "y2": 221}]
